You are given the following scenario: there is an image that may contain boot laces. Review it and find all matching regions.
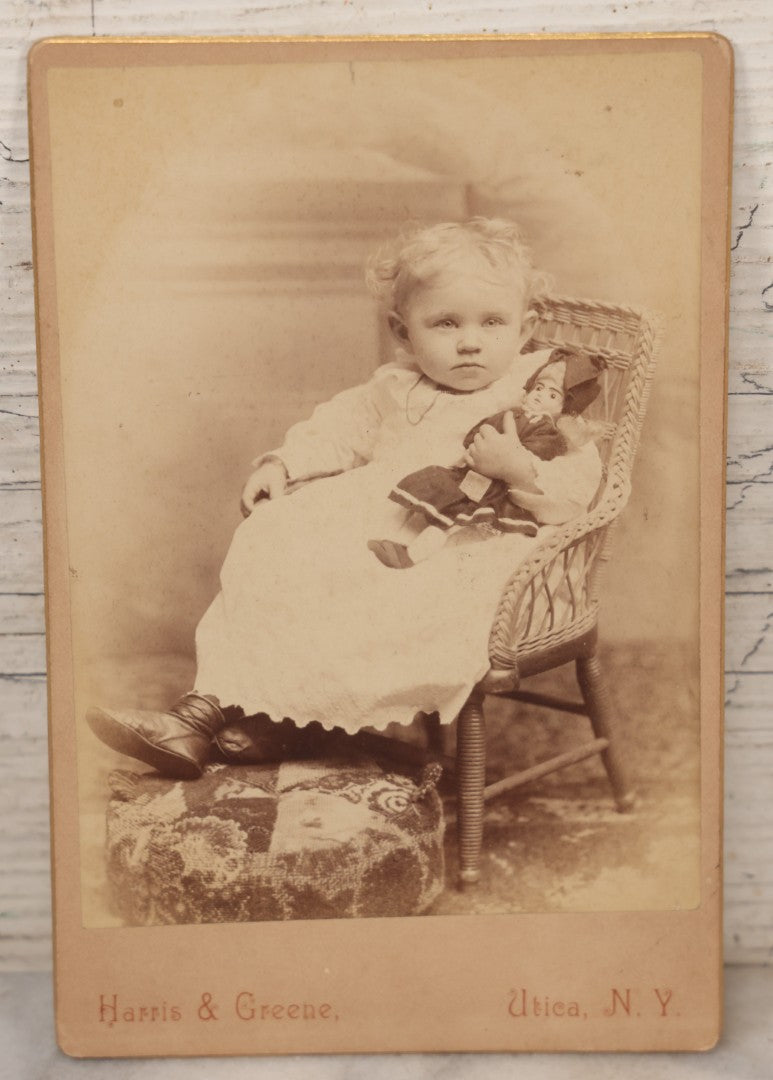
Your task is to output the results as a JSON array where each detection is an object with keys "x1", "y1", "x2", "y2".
[{"x1": 172, "y1": 693, "x2": 224, "y2": 738}]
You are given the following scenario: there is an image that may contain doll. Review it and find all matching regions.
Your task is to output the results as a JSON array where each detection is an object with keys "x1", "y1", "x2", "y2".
[{"x1": 369, "y1": 348, "x2": 607, "y2": 568}]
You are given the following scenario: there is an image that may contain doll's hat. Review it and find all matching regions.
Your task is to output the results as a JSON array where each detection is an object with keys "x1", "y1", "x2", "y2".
[{"x1": 526, "y1": 347, "x2": 607, "y2": 416}]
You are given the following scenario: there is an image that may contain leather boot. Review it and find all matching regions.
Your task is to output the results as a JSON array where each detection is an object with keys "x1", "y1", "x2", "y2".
[{"x1": 86, "y1": 692, "x2": 233, "y2": 780}]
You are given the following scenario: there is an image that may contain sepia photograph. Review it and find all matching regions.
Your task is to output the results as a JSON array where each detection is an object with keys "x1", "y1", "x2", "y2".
[
  {"x1": 29, "y1": 33, "x2": 728, "y2": 1055},
  {"x1": 36, "y1": 41, "x2": 704, "y2": 927}
]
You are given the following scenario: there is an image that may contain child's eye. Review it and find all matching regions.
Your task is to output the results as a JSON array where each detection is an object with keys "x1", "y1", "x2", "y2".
[
  {"x1": 483, "y1": 316, "x2": 504, "y2": 327},
  {"x1": 434, "y1": 318, "x2": 457, "y2": 329}
]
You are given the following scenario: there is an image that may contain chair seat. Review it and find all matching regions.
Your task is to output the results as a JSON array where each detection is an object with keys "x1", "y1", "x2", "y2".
[{"x1": 482, "y1": 626, "x2": 600, "y2": 693}]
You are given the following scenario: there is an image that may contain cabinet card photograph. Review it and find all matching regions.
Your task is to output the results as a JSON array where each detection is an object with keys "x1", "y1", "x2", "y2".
[{"x1": 29, "y1": 34, "x2": 729, "y2": 1055}]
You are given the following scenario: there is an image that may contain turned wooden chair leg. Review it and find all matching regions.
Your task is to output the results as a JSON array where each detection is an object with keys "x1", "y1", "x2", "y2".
[
  {"x1": 576, "y1": 653, "x2": 635, "y2": 811},
  {"x1": 456, "y1": 689, "x2": 486, "y2": 888}
]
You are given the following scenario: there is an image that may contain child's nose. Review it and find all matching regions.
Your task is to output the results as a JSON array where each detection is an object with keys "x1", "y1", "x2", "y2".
[{"x1": 457, "y1": 328, "x2": 482, "y2": 353}]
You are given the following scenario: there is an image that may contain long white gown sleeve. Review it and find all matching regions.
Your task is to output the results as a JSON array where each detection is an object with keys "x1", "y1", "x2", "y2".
[{"x1": 254, "y1": 374, "x2": 385, "y2": 483}]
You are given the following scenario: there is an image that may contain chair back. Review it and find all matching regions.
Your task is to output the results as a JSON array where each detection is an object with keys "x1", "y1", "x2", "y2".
[
  {"x1": 488, "y1": 295, "x2": 661, "y2": 673},
  {"x1": 524, "y1": 295, "x2": 660, "y2": 495}
]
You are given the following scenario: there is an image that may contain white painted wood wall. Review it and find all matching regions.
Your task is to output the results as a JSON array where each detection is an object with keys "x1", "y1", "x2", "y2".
[{"x1": 1, "y1": 0, "x2": 770, "y2": 970}]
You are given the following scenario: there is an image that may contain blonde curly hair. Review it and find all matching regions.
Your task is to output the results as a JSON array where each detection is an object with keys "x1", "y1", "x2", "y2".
[{"x1": 365, "y1": 218, "x2": 552, "y2": 315}]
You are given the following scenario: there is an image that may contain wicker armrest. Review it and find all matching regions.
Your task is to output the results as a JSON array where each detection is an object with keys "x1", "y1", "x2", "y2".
[{"x1": 487, "y1": 476, "x2": 632, "y2": 672}]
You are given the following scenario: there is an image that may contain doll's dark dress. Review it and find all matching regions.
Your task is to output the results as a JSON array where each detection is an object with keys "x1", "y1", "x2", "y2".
[{"x1": 388, "y1": 408, "x2": 568, "y2": 534}]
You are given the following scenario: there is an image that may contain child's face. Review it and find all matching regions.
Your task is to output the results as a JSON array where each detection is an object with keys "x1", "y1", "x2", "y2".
[
  {"x1": 393, "y1": 261, "x2": 533, "y2": 392},
  {"x1": 523, "y1": 378, "x2": 564, "y2": 418}
]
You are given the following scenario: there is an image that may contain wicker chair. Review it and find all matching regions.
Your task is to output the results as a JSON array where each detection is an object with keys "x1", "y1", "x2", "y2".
[{"x1": 452, "y1": 294, "x2": 661, "y2": 888}]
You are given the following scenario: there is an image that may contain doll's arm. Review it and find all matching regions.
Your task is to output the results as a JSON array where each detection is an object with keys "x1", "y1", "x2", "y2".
[
  {"x1": 520, "y1": 425, "x2": 567, "y2": 462},
  {"x1": 508, "y1": 443, "x2": 603, "y2": 524}
]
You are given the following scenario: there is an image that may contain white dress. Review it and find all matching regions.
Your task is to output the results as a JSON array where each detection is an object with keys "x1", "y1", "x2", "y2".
[{"x1": 194, "y1": 350, "x2": 602, "y2": 734}]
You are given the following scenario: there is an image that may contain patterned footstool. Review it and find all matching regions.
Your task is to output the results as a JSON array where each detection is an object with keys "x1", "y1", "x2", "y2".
[{"x1": 105, "y1": 757, "x2": 445, "y2": 924}]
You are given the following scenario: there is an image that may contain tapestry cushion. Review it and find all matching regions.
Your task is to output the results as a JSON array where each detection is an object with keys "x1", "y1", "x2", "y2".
[{"x1": 105, "y1": 757, "x2": 445, "y2": 924}]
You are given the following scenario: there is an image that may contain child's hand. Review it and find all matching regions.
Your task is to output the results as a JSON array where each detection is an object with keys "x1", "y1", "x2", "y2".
[
  {"x1": 465, "y1": 412, "x2": 536, "y2": 486},
  {"x1": 240, "y1": 460, "x2": 288, "y2": 517}
]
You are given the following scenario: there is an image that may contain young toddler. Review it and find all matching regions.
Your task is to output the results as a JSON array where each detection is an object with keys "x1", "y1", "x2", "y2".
[
  {"x1": 368, "y1": 348, "x2": 606, "y2": 568},
  {"x1": 88, "y1": 218, "x2": 604, "y2": 780}
]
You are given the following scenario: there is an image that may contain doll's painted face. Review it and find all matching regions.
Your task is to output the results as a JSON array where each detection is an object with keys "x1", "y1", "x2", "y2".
[
  {"x1": 523, "y1": 378, "x2": 564, "y2": 418},
  {"x1": 391, "y1": 255, "x2": 534, "y2": 392}
]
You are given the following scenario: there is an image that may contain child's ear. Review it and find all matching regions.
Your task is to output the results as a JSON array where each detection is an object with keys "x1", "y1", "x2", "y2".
[{"x1": 388, "y1": 311, "x2": 412, "y2": 349}]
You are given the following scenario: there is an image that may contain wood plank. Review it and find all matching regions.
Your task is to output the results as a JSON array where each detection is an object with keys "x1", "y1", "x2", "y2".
[
  {"x1": 724, "y1": 671, "x2": 773, "y2": 715},
  {"x1": 0, "y1": 593, "x2": 44, "y2": 634},
  {"x1": 0, "y1": 676, "x2": 48, "y2": 739},
  {"x1": 727, "y1": 394, "x2": 773, "y2": 484},
  {"x1": 0, "y1": 678, "x2": 51, "y2": 972},
  {"x1": 724, "y1": 654, "x2": 773, "y2": 965},
  {"x1": 726, "y1": 479, "x2": 773, "y2": 594},
  {"x1": 0, "y1": 635, "x2": 46, "y2": 677},
  {"x1": 0, "y1": 490, "x2": 43, "y2": 593},
  {"x1": 1, "y1": 0, "x2": 772, "y2": 975},
  {"x1": 0, "y1": 399, "x2": 40, "y2": 486},
  {"x1": 725, "y1": 595, "x2": 773, "y2": 673}
]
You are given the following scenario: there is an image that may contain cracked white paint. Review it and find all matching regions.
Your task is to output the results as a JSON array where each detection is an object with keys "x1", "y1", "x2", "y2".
[{"x1": 0, "y1": 0, "x2": 771, "y2": 971}]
